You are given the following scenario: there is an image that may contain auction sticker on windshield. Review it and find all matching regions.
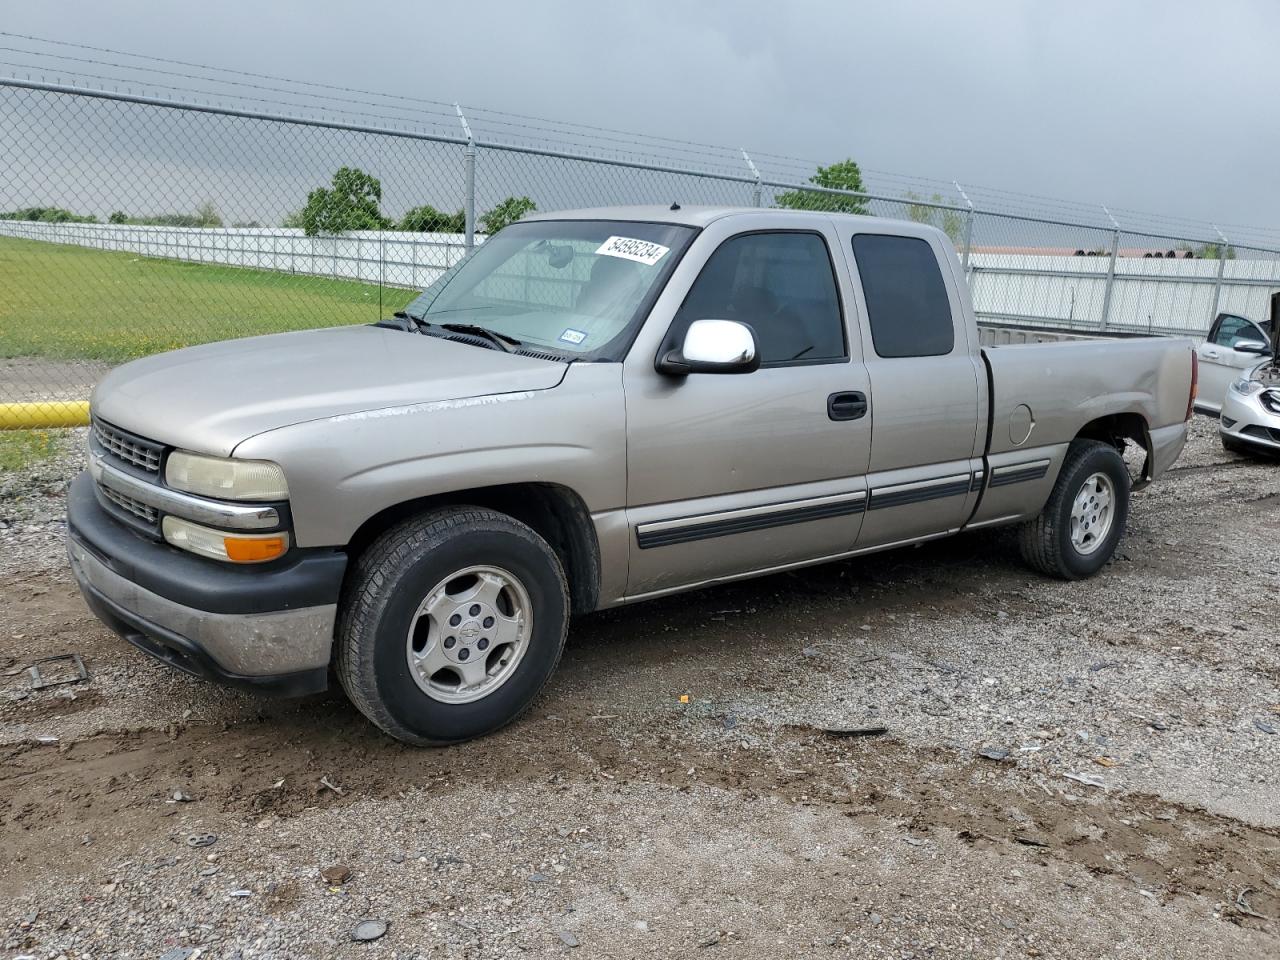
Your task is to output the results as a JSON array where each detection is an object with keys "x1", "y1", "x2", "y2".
[{"x1": 595, "y1": 236, "x2": 670, "y2": 266}]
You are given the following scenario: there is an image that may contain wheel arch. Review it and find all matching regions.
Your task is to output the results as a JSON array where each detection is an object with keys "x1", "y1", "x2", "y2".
[
  {"x1": 1073, "y1": 412, "x2": 1153, "y2": 488},
  {"x1": 346, "y1": 482, "x2": 601, "y2": 616}
]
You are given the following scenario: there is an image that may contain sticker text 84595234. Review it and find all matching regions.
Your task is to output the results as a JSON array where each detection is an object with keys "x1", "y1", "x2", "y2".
[{"x1": 595, "y1": 236, "x2": 670, "y2": 266}]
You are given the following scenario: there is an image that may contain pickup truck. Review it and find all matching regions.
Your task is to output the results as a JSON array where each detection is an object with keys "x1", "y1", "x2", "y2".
[{"x1": 68, "y1": 205, "x2": 1196, "y2": 745}]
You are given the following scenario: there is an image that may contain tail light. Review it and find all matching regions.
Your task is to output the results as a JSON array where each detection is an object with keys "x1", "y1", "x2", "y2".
[{"x1": 1185, "y1": 349, "x2": 1198, "y2": 421}]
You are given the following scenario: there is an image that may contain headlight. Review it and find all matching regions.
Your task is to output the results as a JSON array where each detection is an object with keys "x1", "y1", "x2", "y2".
[
  {"x1": 1230, "y1": 377, "x2": 1265, "y2": 398},
  {"x1": 162, "y1": 516, "x2": 289, "y2": 563},
  {"x1": 165, "y1": 451, "x2": 288, "y2": 501}
]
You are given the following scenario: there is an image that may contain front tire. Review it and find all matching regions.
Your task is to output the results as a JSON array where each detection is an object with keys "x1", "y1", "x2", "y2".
[
  {"x1": 1017, "y1": 440, "x2": 1130, "y2": 580},
  {"x1": 336, "y1": 507, "x2": 569, "y2": 745}
]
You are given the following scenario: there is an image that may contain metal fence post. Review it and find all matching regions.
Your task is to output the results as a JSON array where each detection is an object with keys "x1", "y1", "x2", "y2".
[
  {"x1": 456, "y1": 104, "x2": 476, "y2": 250},
  {"x1": 741, "y1": 149, "x2": 762, "y2": 207},
  {"x1": 954, "y1": 181, "x2": 975, "y2": 279},
  {"x1": 1099, "y1": 206, "x2": 1120, "y2": 333},
  {"x1": 1209, "y1": 224, "x2": 1228, "y2": 323}
]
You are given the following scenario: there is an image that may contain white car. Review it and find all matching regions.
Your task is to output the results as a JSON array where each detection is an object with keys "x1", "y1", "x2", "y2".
[
  {"x1": 1194, "y1": 312, "x2": 1272, "y2": 416},
  {"x1": 1220, "y1": 370, "x2": 1280, "y2": 456}
]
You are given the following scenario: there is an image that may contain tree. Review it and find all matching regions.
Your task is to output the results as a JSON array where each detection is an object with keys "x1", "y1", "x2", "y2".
[
  {"x1": 480, "y1": 196, "x2": 537, "y2": 234},
  {"x1": 399, "y1": 205, "x2": 466, "y2": 233},
  {"x1": 905, "y1": 191, "x2": 965, "y2": 245},
  {"x1": 108, "y1": 211, "x2": 129, "y2": 224},
  {"x1": 775, "y1": 158, "x2": 868, "y2": 215},
  {"x1": 193, "y1": 201, "x2": 223, "y2": 228},
  {"x1": 1196, "y1": 241, "x2": 1237, "y2": 260},
  {"x1": 299, "y1": 167, "x2": 390, "y2": 236}
]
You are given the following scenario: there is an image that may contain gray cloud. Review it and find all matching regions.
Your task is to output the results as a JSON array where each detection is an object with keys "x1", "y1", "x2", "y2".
[{"x1": 5, "y1": 0, "x2": 1278, "y2": 236}]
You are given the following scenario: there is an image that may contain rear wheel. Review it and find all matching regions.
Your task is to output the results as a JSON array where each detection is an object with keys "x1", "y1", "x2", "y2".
[
  {"x1": 336, "y1": 507, "x2": 569, "y2": 745},
  {"x1": 1017, "y1": 440, "x2": 1130, "y2": 580}
]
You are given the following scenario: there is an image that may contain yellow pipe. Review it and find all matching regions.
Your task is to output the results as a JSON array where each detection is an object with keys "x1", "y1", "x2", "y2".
[{"x1": 0, "y1": 401, "x2": 91, "y2": 429}]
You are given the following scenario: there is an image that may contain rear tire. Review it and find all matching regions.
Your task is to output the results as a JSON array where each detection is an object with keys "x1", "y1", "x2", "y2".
[
  {"x1": 336, "y1": 507, "x2": 569, "y2": 746},
  {"x1": 1017, "y1": 440, "x2": 1130, "y2": 580}
]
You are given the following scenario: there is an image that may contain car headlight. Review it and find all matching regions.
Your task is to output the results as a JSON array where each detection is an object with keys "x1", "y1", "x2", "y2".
[
  {"x1": 1230, "y1": 377, "x2": 1265, "y2": 397},
  {"x1": 162, "y1": 516, "x2": 289, "y2": 563},
  {"x1": 165, "y1": 451, "x2": 288, "y2": 501}
]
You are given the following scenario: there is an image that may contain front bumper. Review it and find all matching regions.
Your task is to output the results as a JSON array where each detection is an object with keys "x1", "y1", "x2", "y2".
[
  {"x1": 1220, "y1": 387, "x2": 1280, "y2": 453},
  {"x1": 67, "y1": 471, "x2": 346, "y2": 695}
]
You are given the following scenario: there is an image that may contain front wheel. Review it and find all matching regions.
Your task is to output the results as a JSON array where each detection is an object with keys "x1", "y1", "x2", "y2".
[
  {"x1": 1017, "y1": 439, "x2": 1130, "y2": 580},
  {"x1": 336, "y1": 507, "x2": 569, "y2": 745}
]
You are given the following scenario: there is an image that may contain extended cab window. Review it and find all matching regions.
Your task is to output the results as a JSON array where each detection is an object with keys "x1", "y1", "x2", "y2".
[
  {"x1": 673, "y1": 232, "x2": 846, "y2": 365},
  {"x1": 852, "y1": 234, "x2": 954, "y2": 358}
]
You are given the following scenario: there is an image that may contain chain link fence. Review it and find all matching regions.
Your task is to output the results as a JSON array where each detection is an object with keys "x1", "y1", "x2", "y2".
[{"x1": 4, "y1": 76, "x2": 1279, "y2": 426}]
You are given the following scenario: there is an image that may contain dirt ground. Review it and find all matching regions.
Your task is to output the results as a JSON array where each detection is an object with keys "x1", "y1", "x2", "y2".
[{"x1": 2, "y1": 417, "x2": 1278, "y2": 959}]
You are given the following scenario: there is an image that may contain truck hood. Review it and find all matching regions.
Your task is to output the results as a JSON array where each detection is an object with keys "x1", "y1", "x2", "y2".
[{"x1": 92, "y1": 326, "x2": 569, "y2": 456}]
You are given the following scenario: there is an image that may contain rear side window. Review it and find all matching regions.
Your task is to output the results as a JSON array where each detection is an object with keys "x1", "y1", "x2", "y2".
[{"x1": 851, "y1": 234, "x2": 954, "y2": 358}]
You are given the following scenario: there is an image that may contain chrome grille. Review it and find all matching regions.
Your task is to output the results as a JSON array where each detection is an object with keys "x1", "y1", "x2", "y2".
[
  {"x1": 100, "y1": 484, "x2": 160, "y2": 525},
  {"x1": 93, "y1": 419, "x2": 163, "y2": 473}
]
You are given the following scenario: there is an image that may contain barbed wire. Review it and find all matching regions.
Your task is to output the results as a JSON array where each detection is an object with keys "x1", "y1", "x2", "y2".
[{"x1": 2, "y1": 29, "x2": 1276, "y2": 244}]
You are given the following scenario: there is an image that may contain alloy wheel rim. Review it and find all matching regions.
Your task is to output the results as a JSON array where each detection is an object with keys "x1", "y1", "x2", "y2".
[
  {"x1": 405, "y1": 564, "x2": 533, "y2": 704},
  {"x1": 1069, "y1": 471, "x2": 1115, "y2": 556}
]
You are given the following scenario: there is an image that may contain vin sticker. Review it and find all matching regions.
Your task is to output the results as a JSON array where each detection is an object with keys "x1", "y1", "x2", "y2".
[
  {"x1": 595, "y1": 236, "x2": 670, "y2": 266},
  {"x1": 558, "y1": 328, "x2": 588, "y2": 344}
]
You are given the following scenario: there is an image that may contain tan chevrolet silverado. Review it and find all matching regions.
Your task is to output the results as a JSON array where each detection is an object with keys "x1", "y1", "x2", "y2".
[{"x1": 68, "y1": 206, "x2": 1197, "y2": 744}]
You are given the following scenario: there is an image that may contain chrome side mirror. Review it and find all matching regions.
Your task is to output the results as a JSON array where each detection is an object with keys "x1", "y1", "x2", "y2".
[
  {"x1": 657, "y1": 318, "x2": 760, "y2": 376},
  {"x1": 1235, "y1": 339, "x2": 1271, "y2": 356}
]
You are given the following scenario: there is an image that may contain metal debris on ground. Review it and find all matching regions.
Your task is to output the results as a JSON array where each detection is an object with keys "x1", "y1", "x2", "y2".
[
  {"x1": 557, "y1": 930, "x2": 580, "y2": 947},
  {"x1": 978, "y1": 746, "x2": 1011, "y2": 761},
  {"x1": 1254, "y1": 719, "x2": 1277, "y2": 735},
  {"x1": 820, "y1": 725, "x2": 888, "y2": 738},
  {"x1": 1063, "y1": 771, "x2": 1107, "y2": 789},
  {"x1": 1235, "y1": 888, "x2": 1267, "y2": 920},
  {"x1": 1012, "y1": 834, "x2": 1049, "y2": 848},
  {"x1": 318, "y1": 776, "x2": 344, "y2": 795},
  {"x1": 351, "y1": 920, "x2": 389, "y2": 942},
  {"x1": 27, "y1": 652, "x2": 89, "y2": 690},
  {"x1": 185, "y1": 833, "x2": 217, "y2": 848},
  {"x1": 157, "y1": 949, "x2": 196, "y2": 960}
]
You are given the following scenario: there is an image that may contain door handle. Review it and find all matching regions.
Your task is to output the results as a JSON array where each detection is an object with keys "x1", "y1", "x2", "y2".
[
  {"x1": 1203, "y1": 349, "x2": 1220, "y2": 359},
  {"x1": 827, "y1": 391, "x2": 868, "y2": 421}
]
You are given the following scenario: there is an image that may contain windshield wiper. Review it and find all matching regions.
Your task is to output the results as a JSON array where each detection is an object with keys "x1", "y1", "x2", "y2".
[{"x1": 436, "y1": 322, "x2": 522, "y2": 352}]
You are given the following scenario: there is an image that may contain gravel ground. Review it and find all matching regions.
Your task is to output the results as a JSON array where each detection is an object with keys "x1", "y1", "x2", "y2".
[{"x1": 2, "y1": 416, "x2": 1278, "y2": 959}]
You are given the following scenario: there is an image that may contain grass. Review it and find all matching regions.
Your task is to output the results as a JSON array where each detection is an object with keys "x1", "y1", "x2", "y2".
[
  {"x1": 0, "y1": 235, "x2": 418, "y2": 362},
  {"x1": 0, "y1": 429, "x2": 59, "y2": 472}
]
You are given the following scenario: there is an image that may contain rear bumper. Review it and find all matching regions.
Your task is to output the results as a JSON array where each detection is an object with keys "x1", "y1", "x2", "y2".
[
  {"x1": 67, "y1": 471, "x2": 345, "y2": 695},
  {"x1": 1147, "y1": 421, "x2": 1189, "y2": 480}
]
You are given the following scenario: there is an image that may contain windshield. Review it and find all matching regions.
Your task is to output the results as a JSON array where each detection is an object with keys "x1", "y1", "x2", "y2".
[{"x1": 400, "y1": 219, "x2": 696, "y2": 359}]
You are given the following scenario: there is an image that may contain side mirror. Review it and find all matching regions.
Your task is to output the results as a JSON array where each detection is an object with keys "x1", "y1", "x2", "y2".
[
  {"x1": 656, "y1": 319, "x2": 760, "y2": 376},
  {"x1": 1235, "y1": 339, "x2": 1271, "y2": 356}
]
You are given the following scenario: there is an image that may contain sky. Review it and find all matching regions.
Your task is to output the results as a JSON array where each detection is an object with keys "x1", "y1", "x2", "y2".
[{"x1": 3, "y1": 0, "x2": 1278, "y2": 240}]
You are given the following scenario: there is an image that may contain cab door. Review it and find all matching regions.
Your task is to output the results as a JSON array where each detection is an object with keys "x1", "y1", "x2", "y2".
[
  {"x1": 621, "y1": 215, "x2": 872, "y2": 599},
  {"x1": 832, "y1": 226, "x2": 985, "y2": 547},
  {"x1": 1196, "y1": 313, "x2": 1271, "y2": 414}
]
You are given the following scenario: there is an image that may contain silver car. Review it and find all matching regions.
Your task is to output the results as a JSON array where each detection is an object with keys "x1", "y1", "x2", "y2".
[
  {"x1": 1221, "y1": 371, "x2": 1280, "y2": 456},
  {"x1": 1193, "y1": 312, "x2": 1273, "y2": 416}
]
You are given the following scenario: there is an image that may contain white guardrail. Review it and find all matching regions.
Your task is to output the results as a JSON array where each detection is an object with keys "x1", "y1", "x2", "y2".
[{"x1": 3, "y1": 219, "x2": 1279, "y2": 336}]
